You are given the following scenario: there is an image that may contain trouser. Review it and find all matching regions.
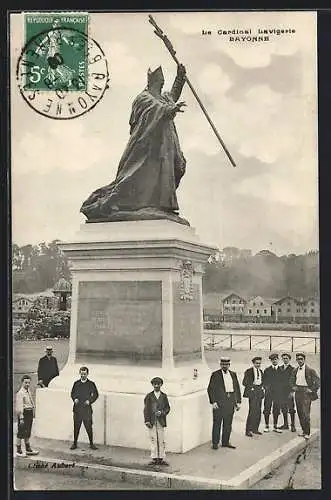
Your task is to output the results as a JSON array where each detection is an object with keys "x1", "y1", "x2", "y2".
[
  {"x1": 295, "y1": 388, "x2": 312, "y2": 435},
  {"x1": 246, "y1": 388, "x2": 264, "y2": 433},
  {"x1": 73, "y1": 411, "x2": 94, "y2": 444},
  {"x1": 17, "y1": 409, "x2": 34, "y2": 439},
  {"x1": 280, "y1": 393, "x2": 296, "y2": 426},
  {"x1": 212, "y1": 394, "x2": 235, "y2": 446},
  {"x1": 263, "y1": 390, "x2": 281, "y2": 427},
  {"x1": 148, "y1": 421, "x2": 166, "y2": 459}
]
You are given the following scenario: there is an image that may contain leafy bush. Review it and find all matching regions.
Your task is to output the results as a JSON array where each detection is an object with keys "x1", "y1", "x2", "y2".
[{"x1": 15, "y1": 305, "x2": 70, "y2": 340}]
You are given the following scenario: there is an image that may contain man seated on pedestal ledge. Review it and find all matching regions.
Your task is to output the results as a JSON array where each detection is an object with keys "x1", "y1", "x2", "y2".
[{"x1": 144, "y1": 377, "x2": 171, "y2": 466}]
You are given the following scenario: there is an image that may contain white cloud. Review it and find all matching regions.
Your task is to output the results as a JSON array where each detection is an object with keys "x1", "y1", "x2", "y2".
[
  {"x1": 12, "y1": 121, "x2": 109, "y2": 176},
  {"x1": 102, "y1": 41, "x2": 144, "y2": 88},
  {"x1": 197, "y1": 63, "x2": 232, "y2": 95}
]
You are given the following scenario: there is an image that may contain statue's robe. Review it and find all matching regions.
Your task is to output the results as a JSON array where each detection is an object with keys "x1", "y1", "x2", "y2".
[{"x1": 80, "y1": 90, "x2": 186, "y2": 219}]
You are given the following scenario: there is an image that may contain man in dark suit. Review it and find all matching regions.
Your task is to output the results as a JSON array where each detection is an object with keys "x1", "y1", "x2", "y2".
[
  {"x1": 37, "y1": 346, "x2": 59, "y2": 387},
  {"x1": 242, "y1": 356, "x2": 264, "y2": 437},
  {"x1": 289, "y1": 352, "x2": 320, "y2": 439},
  {"x1": 70, "y1": 366, "x2": 99, "y2": 450},
  {"x1": 144, "y1": 377, "x2": 171, "y2": 466},
  {"x1": 262, "y1": 353, "x2": 282, "y2": 433},
  {"x1": 279, "y1": 353, "x2": 296, "y2": 432},
  {"x1": 207, "y1": 356, "x2": 241, "y2": 450}
]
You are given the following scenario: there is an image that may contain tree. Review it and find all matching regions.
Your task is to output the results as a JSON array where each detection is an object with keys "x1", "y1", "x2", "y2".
[
  {"x1": 12, "y1": 240, "x2": 71, "y2": 293},
  {"x1": 203, "y1": 247, "x2": 319, "y2": 299}
]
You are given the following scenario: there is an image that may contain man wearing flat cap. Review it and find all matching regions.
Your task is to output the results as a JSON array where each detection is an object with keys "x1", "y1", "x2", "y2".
[
  {"x1": 37, "y1": 346, "x2": 59, "y2": 388},
  {"x1": 242, "y1": 356, "x2": 264, "y2": 437},
  {"x1": 262, "y1": 353, "x2": 282, "y2": 433},
  {"x1": 144, "y1": 377, "x2": 170, "y2": 465},
  {"x1": 207, "y1": 357, "x2": 241, "y2": 449},
  {"x1": 289, "y1": 353, "x2": 320, "y2": 439}
]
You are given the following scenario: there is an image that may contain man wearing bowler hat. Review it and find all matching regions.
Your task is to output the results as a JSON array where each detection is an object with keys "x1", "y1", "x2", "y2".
[
  {"x1": 207, "y1": 356, "x2": 241, "y2": 450},
  {"x1": 262, "y1": 353, "x2": 282, "y2": 433},
  {"x1": 242, "y1": 356, "x2": 265, "y2": 437},
  {"x1": 37, "y1": 345, "x2": 59, "y2": 388},
  {"x1": 144, "y1": 377, "x2": 171, "y2": 465}
]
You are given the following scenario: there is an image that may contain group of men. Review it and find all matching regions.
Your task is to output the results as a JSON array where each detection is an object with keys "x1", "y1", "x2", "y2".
[
  {"x1": 16, "y1": 346, "x2": 319, "y2": 466},
  {"x1": 208, "y1": 352, "x2": 320, "y2": 451}
]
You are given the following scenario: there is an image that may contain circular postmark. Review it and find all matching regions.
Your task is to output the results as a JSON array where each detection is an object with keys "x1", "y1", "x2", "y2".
[{"x1": 16, "y1": 26, "x2": 109, "y2": 119}]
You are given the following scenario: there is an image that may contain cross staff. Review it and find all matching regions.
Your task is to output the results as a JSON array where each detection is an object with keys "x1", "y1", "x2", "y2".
[{"x1": 148, "y1": 14, "x2": 237, "y2": 168}]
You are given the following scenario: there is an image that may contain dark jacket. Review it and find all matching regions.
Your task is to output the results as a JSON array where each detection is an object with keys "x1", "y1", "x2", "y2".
[
  {"x1": 289, "y1": 365, "x2": 320, "y2": 401},
  {"x1": 71, "y1": 379, "x2": 99, "y2": 414},
  {"x1": 207, "y1": 369, "x2": 241, "y2": 405},
  {"x1": 278, "y1": 364, "x2": 295, "y2": 395},
  {"x1": 242, "y1": 367, "x2": 264, "y2": 398},
  {"x1": 37, "y1": 355, "x2": 59, "y2": 387},
  {"x1": 144, "y1": 391, "x2": 170, "y2": 428},
  {"x1": 262, "y1": 365, "x2": 282, "y2": 395}
]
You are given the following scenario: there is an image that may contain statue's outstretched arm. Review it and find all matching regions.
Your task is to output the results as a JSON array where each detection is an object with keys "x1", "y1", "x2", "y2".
[{"x1": 170, "y1": 64, "x2": 186, "y2": 102}]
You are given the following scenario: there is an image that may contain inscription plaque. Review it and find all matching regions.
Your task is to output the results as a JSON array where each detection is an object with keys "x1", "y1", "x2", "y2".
[{"x1": 77, "y1": 281, "x2": 162, "y2": 364}]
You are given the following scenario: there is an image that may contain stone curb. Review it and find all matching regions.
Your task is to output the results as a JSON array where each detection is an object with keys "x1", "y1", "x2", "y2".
[{"x1": 14, "y1": 429, "x2": 319, "y2": 490}]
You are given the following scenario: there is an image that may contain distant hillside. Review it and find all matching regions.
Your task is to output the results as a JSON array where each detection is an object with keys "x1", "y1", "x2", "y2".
[
  {"x1": 203, "y1": 247, "x2": 319, "y2": 299},
  {"x1": 12, "y1": 241, "x2": 319, "y2": 299}
]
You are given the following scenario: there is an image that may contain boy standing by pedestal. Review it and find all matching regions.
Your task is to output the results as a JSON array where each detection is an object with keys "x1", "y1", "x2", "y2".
[
  {"x1": 16, "y1": 375, "x2": 39, "y2": 457},
  {"x1": 144, "y1": 377, "x2": 170, "y2": 466}
]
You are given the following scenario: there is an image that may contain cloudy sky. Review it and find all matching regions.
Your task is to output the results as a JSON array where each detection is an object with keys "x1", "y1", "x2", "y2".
[{"x1": 10, "y1": 11, "x2": 318, "y2": 255}]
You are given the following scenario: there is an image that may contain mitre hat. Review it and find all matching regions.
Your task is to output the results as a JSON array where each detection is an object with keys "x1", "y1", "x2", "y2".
[{"x1": 147, "y1": 66, "x2": 164, "y2": 86}]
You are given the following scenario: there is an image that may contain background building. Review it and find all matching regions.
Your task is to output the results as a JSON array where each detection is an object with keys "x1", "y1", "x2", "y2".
[{"x1": 245, "y1": 296, "x2": 273, "y2": 322}]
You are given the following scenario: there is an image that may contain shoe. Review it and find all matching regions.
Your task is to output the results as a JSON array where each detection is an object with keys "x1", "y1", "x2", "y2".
[
  {"x1": 212, "y1": 444, "x2": 218, "y2": 450},
  {"x1": 297, "y1": 432, "x2": 305, "y2": 437},
  {"x1": 304, "y1": 434, "x2": 310, "y2": 440},
  {"x1": 253, "y1": 431, "x2": 263, "y2": 435},
  {"x1": 273, "y1": 427, "x2": 282, "y2": 433},
  {"x1": 70, "y1": 443, "x2": 77, "y2": 450},
  {"x1": 16, "y1": 449, "x2": 26, "y2": 458},
  {"x1": 245, "y1": 431, "x2": 253, "y2": 437},
  {"x1": 148, "y1": 459, "x2": 158, "y2": 465},
  {"x1": 291, "y1": 425, "x2": 296, "y2": 432},
  {"x1": 159, "y1": 459, "x2": 169, "y2": 466},
  {"x1": 279, "y1": 425, "x2": 289, "y2": 430},
  {"x1": 264, "y1": 426, "x2": 270, "y2": 433},
  {"x1": 26, "y1": 449, "x2": 39, "y2": 456},
  {"x1": 89, "y1": 444, "x2": 98, "y2": 450},
  {"x1": 222, "y1": 444, "x2": 236, "y2": 449}
]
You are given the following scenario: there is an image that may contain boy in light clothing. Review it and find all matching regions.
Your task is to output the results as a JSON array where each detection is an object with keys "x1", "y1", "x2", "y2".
[
  {"x1": 144, "y1": 377, "x2": 170, "y2": 466},
  {"x1": 16, "y1": 375, "x2": 39, "y2": 457}
]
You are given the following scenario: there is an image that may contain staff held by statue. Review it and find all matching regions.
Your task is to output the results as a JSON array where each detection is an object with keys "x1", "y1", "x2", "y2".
[{"x1": 148, "y1": 15, "x2": 237, "y2": 168}]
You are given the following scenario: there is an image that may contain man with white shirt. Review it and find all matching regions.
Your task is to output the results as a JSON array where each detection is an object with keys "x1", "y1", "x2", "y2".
[
  {"x1": 242, "y1": 356, "x2": 265, "y2": 437},
  {"x1": 289, "y1": 353, "x2": 320, "y2": 439},
  {"x1": 207, "y1": 357, "x2": 241, "y2": 450},
  {"x1": 144, "y1": 377, "x2": 171, "y2": 465},
  {"x1": 262, "y1": 353, "x2": 283, "y2": 433},
  {"x1": 16, "y1": 375, "x2": 39, "y2": 457}
]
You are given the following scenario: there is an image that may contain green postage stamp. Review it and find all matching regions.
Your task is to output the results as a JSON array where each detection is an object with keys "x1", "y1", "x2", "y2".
[
  {"x1": 24, "y1": 13, "x2": 89, "y2": 91},
  {"x1": 17, "y1": 12, "x2": 109, "y2": 119}
]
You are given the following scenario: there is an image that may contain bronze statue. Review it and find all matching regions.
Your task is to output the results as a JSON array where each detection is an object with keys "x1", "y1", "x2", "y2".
[{"x1": 80, "y1": 64, "x2": 190, "y2": 225}]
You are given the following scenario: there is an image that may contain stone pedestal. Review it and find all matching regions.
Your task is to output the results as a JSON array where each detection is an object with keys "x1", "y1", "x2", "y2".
[{"x1": 34, "y1": 220, "x2": 218, "y2": 452}]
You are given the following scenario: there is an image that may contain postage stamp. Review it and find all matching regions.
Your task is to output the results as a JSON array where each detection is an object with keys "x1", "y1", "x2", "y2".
[{"x1": 16, "y1": 12, "x2": 109, "y2": 119}]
